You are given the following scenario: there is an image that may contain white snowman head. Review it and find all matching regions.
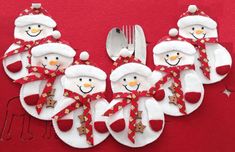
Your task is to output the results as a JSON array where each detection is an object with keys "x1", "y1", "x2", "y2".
[
  {"x1": 110, "y1": 49, "x2": 152, "y2": 93},
  {"x1": 61, "y1": 51, "x2": 107, "y2": 96},
  {"x1": 31, "y1": 31, "x2": 75, "y2": 71},
  {"x1": 177, "y1": 5, "x2": 218, "y2": 39},
  {"x1": 153, "y1": 28, "x2": 197, "y2": 67},
  {"x1": 14, "y1": 3, "x2": 56, "y2": 41}
]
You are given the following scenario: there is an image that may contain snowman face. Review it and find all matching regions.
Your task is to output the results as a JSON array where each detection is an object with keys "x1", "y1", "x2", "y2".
[
  {"x1": 32, "y1": 54, "x2": 73, "y2": 71},
  {"x1": 76, "y1": 77, "x2": 95, "y2": 94},
  {"x1": 76, "y1": 77, "x2": 103, "y2": 95},
  {"x1": 163, "y1": 51, "x2": 182, "y2": 66},
  {"x1": 154, "y1": 51, "x2": 195, "y2": 67},
  {"x1": 63, "y1": 76, "x2": 106, "y2": 96},
  {"x1": 14, "y1": 24, "x2": 54, "y2": 41},
  {"x1": 111, "y1": 73, "x2": 150, "y2": 93},
  {"x1": 189, "y1": 25, "x2": 207, "y2": 39},
  {"x1": 179, "y1": 25, "x2": 217, "y2": 39}
]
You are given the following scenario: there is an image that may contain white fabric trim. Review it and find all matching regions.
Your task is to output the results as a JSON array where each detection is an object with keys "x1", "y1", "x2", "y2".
[
  {"x1": 65, "y1": 65, "x2": 107, "y2": 80},
  {"x1": 177, "y1": 16, "x2": 217, "y2": 29},
  {"x1": 31, "y1": 43, "x2": 76, "y2": 58},
  {"x1": 15, "y1": 14, "x2": 56, "y2": 27},
  {"x1": 110, "y1": 63, "x2": 152, "y2": 82},
  {"x1": 153, "y1": 40, "x2": 196, "y2": 55}
]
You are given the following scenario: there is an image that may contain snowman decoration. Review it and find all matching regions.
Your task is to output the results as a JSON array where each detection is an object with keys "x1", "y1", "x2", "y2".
[
  {"x1": 52, "y1": 51, "x2": 109, "y2": 148},
  {"x1": 2, "y1": 3, "x2": 57, "y2": 80},
  {"x1": 16, "y1": 33, "x2": 76, "y2": 120},
  {"x1": 177, "y1": 5, "x2": 232, "y2": 84},
  {"x1": 151, "y1": 28, "x2": 204, "y2": 116},
  {"x1": 104, "y1": 49, "x2": 164, "y2": 147}
]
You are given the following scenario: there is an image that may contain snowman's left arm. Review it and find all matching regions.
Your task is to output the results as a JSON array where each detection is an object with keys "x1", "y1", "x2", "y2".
[{"x1": 181, "y1": 70, "x2": 203, "y2": 93}]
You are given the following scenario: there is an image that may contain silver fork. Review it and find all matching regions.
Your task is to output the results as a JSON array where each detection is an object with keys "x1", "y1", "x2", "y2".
[{"x1": 122, "y1": 25, "x2": 135, "y2": 55}]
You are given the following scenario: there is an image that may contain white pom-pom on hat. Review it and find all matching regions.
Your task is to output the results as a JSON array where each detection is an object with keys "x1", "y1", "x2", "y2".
[
  {"x1": 52, "y1": 30, "x2": 61, "y2": 39},
  {"x1": 80, "y1": 51, "x2": 89, "y2": 61},
  {"x1": 188, "y1": 5, "x2": 197, "y2": 13},
  {"x1": 168, "y1": 28, "x2": 178, "y2": 37},
  {"x1": 32, "y1": 3, "x2": 41, "y2": 9},
  {"x1": 120, "y1": 48, "x2": 131, "y2": 57}
]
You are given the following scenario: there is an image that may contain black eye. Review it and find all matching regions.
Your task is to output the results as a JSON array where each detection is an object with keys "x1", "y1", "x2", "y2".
[
  {"x1": 28, "y1": 27, "x2": 31, "y2": 30},
  {"x1": 134, "y1": 76, "x2": 137, "y2": 79},
  {"x1": 56, "y1": 57, "x2": 59, "y2": 60},
  {"x1": 44, "y1": 56, "x2": 47, "y2": 60},
  {"x1": 38, "y1": 25, "x2": 41, "y2": 28},
  {"x1": 123, "y1": 78, "x2": 126, "y2": 81},
  {"x1": 177, "y1": 52, "x2": 180, "y2": 55},
  {"x1": 79, "y1": 78, "x2": 82, "y2": 81},
  {"x1": 89, "y1": 79, "x2": 92, "y2": 82},
  {"x1": 201, "y1": 27, "x2": 204, "y2": 30},
  {"x1": 166, "y1": 54, "x2": 169, "y2": 57},
  {"x1": 192, "y1": 27, "x2": 195, "y2": 30}
]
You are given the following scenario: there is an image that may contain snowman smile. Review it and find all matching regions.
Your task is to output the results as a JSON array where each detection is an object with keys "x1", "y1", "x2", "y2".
[
  {"x1": 77, "y1": 85, "x2": 94, "y2": 94},
  {"x1": 164, "y1": 57, "x2": 182, "y2": 66},
  {"x1": 190, "y1": 32, "x2": 206, "y2": 39},
  {"x1": 41, "y1": 63, "x2": 60, "y2": 70},
  {"x1": 25, "y1": 30, "x2": 42, "y2": 37},
  {"x1": 123, "y1": 83, "x2": 140, "y2": 92}
]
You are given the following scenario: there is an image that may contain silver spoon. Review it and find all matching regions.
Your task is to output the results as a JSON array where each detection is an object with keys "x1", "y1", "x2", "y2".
[{"x1": 106, "y1": 27, "x2": 128, "y2": 61}]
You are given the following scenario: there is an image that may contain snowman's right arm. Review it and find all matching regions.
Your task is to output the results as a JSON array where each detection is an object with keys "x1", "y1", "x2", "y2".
[
  {"x1": 4, "y1": 44, "x2": 22, "y2": 64},
  {"x1": 20, "y1": 80, "x2": 42, "y2": 98},
  {"x1": 5, "y1": 43, "x2": 20, "y2": 53}
]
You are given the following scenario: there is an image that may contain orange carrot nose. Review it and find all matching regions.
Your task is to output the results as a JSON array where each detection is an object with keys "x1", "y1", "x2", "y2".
[
  {"x1": 169, "y1": 55, "x2": 178, "y2": 61},
  {"x1": 83, "y1": 83, "x2": 92, "y2": 88},
  {"x1": 31, "y1": 28, "x2": 40, "y2": 33},
  {"x1": 128, "y1": 80, "x2": 137, "y2": 87},
  {"x1": 49, "y1": 60, "x2": 58, "y2": 66},
  {"x1": 195, "y1": 29, "x2": 204, "y2": 35}
]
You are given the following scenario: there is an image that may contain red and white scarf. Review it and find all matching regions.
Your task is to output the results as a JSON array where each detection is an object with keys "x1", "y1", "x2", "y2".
[
  {"x1": 103, "y1": 90, "x2": 154, "y2": 143},
  {"x1": 187, "y1": 37, "x2": 218, "y2": 79},
  {"x1": 15, "y1": 66, "x2": 64, "y2": 114},
  {"x1": 53, "y1": 89, "x2": 105, "y2": 145},
  {"x1": 2, "y1": 35, "x2": 58, "y2": 60},
  {"x1": 154, "y1": 64, "x2": 195, "y2": 114}
]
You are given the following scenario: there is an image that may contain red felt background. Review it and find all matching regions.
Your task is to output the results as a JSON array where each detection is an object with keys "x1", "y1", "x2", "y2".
[{"x1": 0, "y1": 0, "x2": 235, "y2": 151}]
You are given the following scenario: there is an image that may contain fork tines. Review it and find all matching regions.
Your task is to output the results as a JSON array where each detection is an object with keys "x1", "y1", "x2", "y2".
[{"x1": 122, "y1": 25, "x2": 135, "y2": 53}]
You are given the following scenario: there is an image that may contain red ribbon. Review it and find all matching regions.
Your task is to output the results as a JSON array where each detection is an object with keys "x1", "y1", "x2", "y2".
[
  {"x1": 154, "y1": 65, "x2": 195, "y2": 114},
  {"x1": 52, "y1": 89, "x2": 105, "y2": 145},
  {"x1": 187, "y1": 37, "x2": 218, "y2": 79},
  {"x1": 15, "y1": 66, "x2": 64, "y2": 114},
  {"x1": 103, "y1": 90, "x2": 154, "y2": 143}
]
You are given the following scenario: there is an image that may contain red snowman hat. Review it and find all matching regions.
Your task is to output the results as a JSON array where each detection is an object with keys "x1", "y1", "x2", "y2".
[
  {"x1": 153, "y1": 28, "x2": 196, "y2": 55},
  {"x1": 65, "y1": 51, "x2": 107, "y2": 80},
  {"x1": 177, "y1": 5, "x2": 217, "y2": 29},
  {"x1": 110, "y1": 48, "x2": 151, "y2": 82},
  {"x1": 15, "y1": 3, "x2": 56, "y2": 28}
]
